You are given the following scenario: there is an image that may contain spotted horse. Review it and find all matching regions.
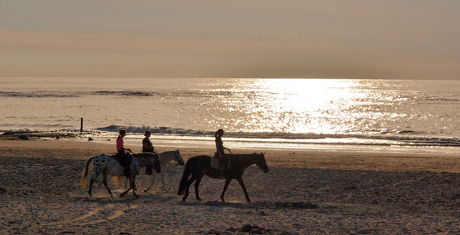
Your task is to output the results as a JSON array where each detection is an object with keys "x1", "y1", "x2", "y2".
[{"x1": 80, "y1": 153, "x2": 161, "y2": 198}]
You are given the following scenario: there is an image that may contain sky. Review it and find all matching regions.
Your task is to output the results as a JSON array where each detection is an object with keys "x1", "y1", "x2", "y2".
[{"x1": 1, "y1": 0, "x2": 459, "y2": 79}]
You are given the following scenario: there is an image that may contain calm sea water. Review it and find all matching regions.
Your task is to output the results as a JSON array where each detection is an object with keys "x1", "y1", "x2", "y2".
[{"x1": 1, "y1": 77, "x2": 459, "y2": 154}]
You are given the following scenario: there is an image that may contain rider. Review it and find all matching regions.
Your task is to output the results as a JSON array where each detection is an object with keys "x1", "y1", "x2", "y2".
[
  {"x1": 215, "y1": 129, "x2": 232, "y2": 178},
  {"x1": 116, "y1": 129, "x2": 133, "y2": 176},
  {"x1": 142, "y1": 130, "x2": 156, "y2": 175},
  {"x1": 142, "y1": 130, "x2": 156, "y2": 153}
]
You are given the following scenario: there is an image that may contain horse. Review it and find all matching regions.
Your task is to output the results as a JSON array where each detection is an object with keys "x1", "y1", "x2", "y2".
[
  {"x1": 177, "y1": 153, "x2": 268, "y2": 202},
  {"x1": 142, "y1": 150, "x2": 185, "y2": 192},
  {"x1": 80, "y1": 152, "x2": 161, "y2": 198}
]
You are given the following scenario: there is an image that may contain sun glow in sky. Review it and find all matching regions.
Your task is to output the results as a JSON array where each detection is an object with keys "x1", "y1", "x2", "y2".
[{"x1": 1, "y1": 1, "x2": 459, "y2": 79}]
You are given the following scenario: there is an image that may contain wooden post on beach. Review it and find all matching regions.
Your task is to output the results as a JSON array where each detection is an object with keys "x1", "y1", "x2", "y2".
[{"x1": 80, "y1": 118, "x2": 84, "y2": 133}]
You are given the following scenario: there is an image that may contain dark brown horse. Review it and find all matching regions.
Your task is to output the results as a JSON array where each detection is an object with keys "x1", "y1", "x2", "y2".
[{"x1": 177, "y1": 153, "x2": 268, "y2": 202}]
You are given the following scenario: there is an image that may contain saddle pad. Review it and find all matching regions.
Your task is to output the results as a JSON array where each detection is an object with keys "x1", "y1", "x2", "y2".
[
  {"x1": 210, "y1": 157, "x2": 220, "y2": 169},
  {"x1": 210, "y1": 157, "x2": 231, "y2": 170}
]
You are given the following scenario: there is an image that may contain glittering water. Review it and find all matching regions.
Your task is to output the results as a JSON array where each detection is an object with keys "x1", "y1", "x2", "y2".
[{"x1": 1, "y1": 77, "x2": 459, "y2": 154}]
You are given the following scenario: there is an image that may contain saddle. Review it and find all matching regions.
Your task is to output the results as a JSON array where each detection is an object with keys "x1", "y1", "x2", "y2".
[
  {"x1": 112, "y1": 153, "x2": 132, "y2": 176},
  {"x1": 113, "y1": 153, "x2": 131, "y2": 164},
  {"x1": 211, "y1": 155, "x2": 231, "y2": 170}
]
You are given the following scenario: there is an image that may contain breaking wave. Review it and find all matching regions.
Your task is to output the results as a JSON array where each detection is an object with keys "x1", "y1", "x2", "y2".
[{"x1": 94, "y1": 125, "x2": 460, "y2": 148}]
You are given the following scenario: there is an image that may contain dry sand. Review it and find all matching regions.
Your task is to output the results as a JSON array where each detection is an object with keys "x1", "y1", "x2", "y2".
[{"x1": 1, "y1": 138, "x2": 460, "y2": 234}]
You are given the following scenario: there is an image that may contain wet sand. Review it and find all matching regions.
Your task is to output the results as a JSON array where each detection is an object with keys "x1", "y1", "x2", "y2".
[{"x1": 1, "y1": 139, "x2": 460, "y2": 234}]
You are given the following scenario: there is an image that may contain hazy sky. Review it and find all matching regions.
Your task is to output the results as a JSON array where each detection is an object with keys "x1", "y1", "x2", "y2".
[{"x1": 1, "y1": 0, "x2": 459, "y2": 79}]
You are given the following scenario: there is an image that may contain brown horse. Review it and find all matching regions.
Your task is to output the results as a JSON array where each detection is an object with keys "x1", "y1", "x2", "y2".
[{"x1": 177, "y1": 153, "x2": 268, "y2": 202}]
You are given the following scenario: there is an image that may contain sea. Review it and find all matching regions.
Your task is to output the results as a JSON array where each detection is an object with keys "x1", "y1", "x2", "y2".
[{"x1": 1, "y1": 77, "x2": 459, "y2": 154}]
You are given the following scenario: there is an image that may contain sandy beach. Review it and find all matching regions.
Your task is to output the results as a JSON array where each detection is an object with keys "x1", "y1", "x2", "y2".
[{"x1": 2, "y1": 138, "x2": 460, "y2": 234}]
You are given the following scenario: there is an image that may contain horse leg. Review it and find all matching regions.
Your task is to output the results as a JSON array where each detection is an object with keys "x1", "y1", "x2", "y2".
[
  {"x1": 194, "y1": 175, "x2": 204, "y2": 201},
  {"x1": 161, "y1": 170, "x2": 167, "y2": 192},
  {"x1": 120, "y1": 176, "x2": 138, "y2": 198},
  {"x1": 102, "y1": 173, "x2": 113, "y2": 197},
  {"x1": 88, "y1": 172, "x2": 100, "y2": 197},
  {"x1": 220, "y1": 178, "x2": 232, "y2": 202},
  {"x1": 236, "y1": 177, "x2": 251, "y2": 202},
  {"x1": 144, "y1": 174, "x2": 156, "y2": 192},
  {"x1": 120, "y1": 176, "x2": 133, "y2": 198},
  {"x1": 124, "y1": 177, "x2": 129, "y2": 189},
  {"x1": 131, "y1": 175, "x2": 138, "y2": 198},
  {"x1": 182, "y1": 175, "x2": 198, "y2": 201}
]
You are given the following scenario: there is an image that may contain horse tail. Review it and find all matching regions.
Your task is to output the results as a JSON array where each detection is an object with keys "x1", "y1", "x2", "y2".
[
  {"x1": 177, "y1": 157, "x2": 193, "y2": 196},
  {"x1": 113, "y1": 176, "x2": 121, "y2": 187},
  {"x1": 80, "y1": 156, "x2": 94, "y2": 188}
]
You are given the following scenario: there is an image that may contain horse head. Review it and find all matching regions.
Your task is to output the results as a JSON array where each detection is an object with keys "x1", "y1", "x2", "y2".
[
  {"x1": 175, "y1": 149, "x2": 185, "y2": 166},
  {"x1": 255, "y1": 152, "x2": 269, "y2": 173}
]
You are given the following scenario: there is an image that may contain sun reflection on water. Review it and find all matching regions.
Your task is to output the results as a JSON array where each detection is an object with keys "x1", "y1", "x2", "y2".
[{"x1": 222, "y1": 79, "x2": 390, "y2": 135}]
